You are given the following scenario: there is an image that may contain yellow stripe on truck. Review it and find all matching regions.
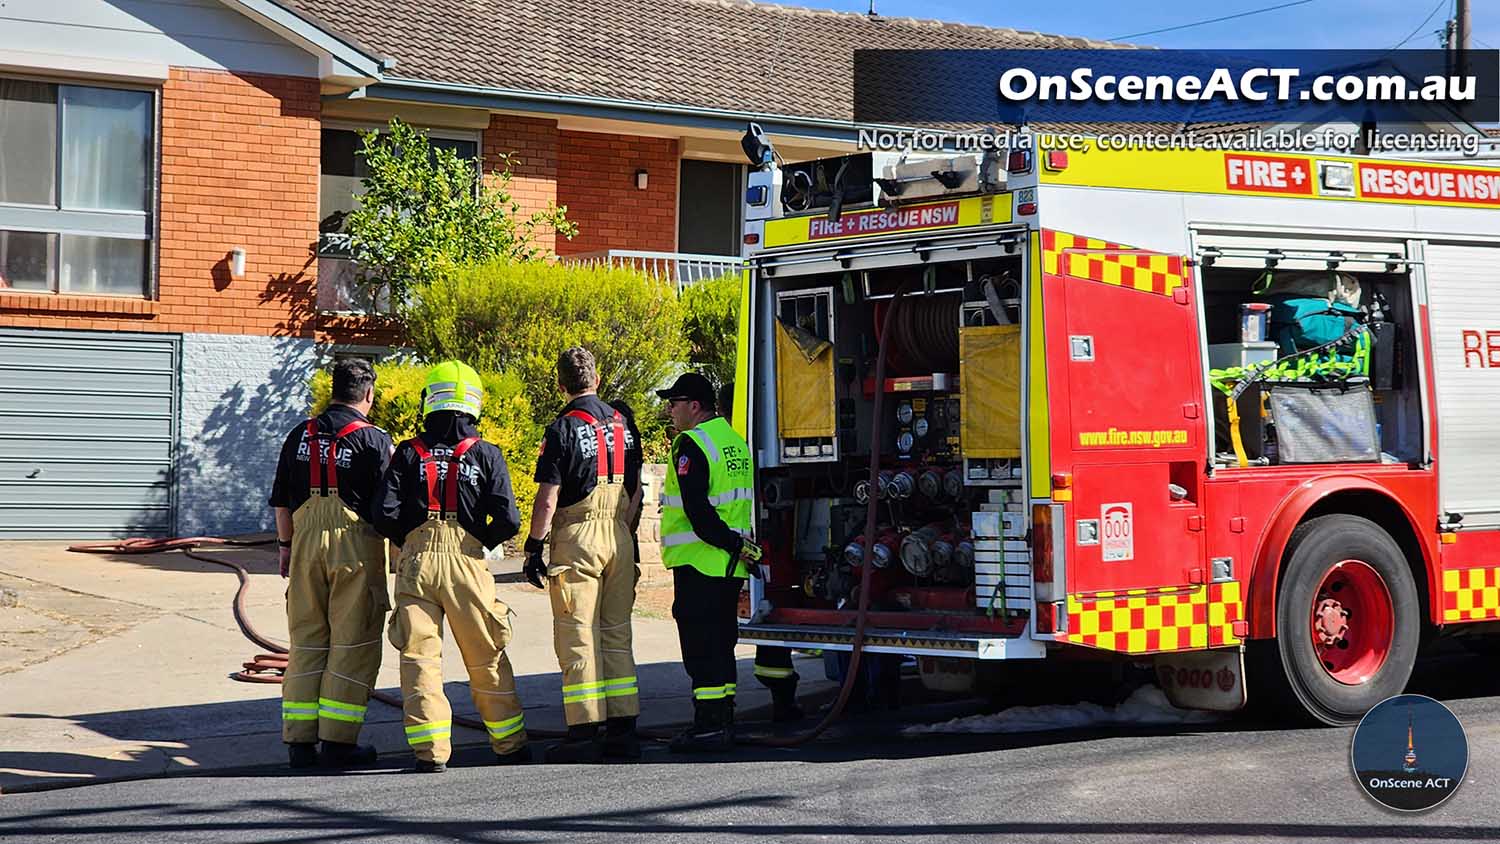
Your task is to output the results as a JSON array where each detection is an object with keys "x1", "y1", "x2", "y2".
[{"x1": 761, "y1": 194, "x2": 1012, "y2": 248}]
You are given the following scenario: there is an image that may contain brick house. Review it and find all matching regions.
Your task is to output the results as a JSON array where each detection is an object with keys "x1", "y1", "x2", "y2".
[
  {"x1": 4, "y1": 2, "x2": 1486, "y2": 538},
  {"x1": 0, "y1": 0, "x2": 1108, "y2": 538}
]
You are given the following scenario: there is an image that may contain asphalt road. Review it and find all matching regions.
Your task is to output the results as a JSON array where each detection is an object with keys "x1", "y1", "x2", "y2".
[{"x1": 3, "y1": 647, "x2": 1496, "y2": 844}]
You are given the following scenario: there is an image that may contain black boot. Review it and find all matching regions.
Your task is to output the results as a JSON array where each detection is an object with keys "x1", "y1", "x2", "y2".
[
  {"x1": 319, "y1": 740, "x2": 378, "y2": 768},
  {"x1": 288, "y1": 742, "x2": 318, "y2": 769},
  {"x1": 413, "y1": 758, "x2": 446, "y2": 774},
  {"x1": 769, "y1": 680, "x2": 805, "y2": 723},
  {"x1": 604, "y1": 716, "x2": 641, "y2": 760},
  {"x1": 545, "y1": 722, "x2": 605, "y2": 764},
  {"x1": 669, "y1": 699, "x2": 733, "y2": 753},
  {"x1": 493, "y1": 745, "x2": 533, "y2": 766}
]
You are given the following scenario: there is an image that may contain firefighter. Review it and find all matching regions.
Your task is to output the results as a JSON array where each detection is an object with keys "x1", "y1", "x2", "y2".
[
  {"x1": 523, "y1": 347, "x2": 644, "y2": 763},
  {"x1": 375, "y1": 361, "x2": 529, "y2": 773},
  {"x1": 716, "y1": 380, "x2": 805, "y2": 725},
  {"x1": 268, "y1": 358, "x2": 394, "y2": 770},
  {"x1": 658, "y1": 372, "x2": 761, "y2": 753}
]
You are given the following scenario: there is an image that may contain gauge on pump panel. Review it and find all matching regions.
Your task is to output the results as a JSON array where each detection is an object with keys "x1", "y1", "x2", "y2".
[
  {"x1": 896, "y1": 402, "x2": 914, "y2": 425},
  {"x1": 913, "y1": 417, "x2": 930, "y2": 438},
  {"x1": 896, "y1": 431, "x2": 915, "y2": 453}
]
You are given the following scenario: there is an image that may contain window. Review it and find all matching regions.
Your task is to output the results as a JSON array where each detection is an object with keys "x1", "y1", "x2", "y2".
[
  {"x1": 317, "y1": 126, "x2": 477, "y2": 312},
  {"x1": 678, "y1": 159, "x2": 746, "y2": 257},
  {"x1": 0, "y1": 77, "x2": 153, "y2": 297}
]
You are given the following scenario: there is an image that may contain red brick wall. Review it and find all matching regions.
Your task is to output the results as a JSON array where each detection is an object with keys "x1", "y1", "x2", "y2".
[
  {"x1": 483, "y1": 114, "x2": 560, "y2": 257},
  {"x1": 556, "y1": 131, "x2": 678, "y2": 256},
  {"x1": 0, "y1": 68, "x2": 331, "y2": 338}
]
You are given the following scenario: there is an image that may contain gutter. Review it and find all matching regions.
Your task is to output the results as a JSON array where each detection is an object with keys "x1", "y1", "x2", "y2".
[{"x1": 365, "y1": 76, "x2": 914, "y2": 143}]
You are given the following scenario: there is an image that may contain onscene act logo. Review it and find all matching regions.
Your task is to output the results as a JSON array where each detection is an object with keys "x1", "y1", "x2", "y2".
[{"x1": 1351, "y1": 694, "x2": 1468, "y2": 812}]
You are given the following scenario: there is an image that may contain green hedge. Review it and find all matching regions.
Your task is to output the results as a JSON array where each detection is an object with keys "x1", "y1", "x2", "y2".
[
  {"x1": 311, "y1": 362, "x2": 542, "y2": 535},
  {"x1": 679, "y1": 272, "x2": 741, "y2": 389},
  {"x1": 401, "y1": 260, "x2": 685, "y2": 461}
]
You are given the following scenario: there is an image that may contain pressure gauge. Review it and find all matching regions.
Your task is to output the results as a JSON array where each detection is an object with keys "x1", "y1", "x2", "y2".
[
  {"x1": 896, "y1": 431, "x2": 915, "y2": 453},
  {"x1": 913, "y1": 417, "x2": 930, "y2": 438},
  {"x1": 896, "y1": 402, "x2": 914, "y2": 424}
]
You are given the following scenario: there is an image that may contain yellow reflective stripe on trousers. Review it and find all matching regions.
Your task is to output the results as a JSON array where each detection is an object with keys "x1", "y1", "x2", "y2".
[
  {"x1": 754, "y1": 664, "x2": 795, "y2": 679},
  {"x1": 694, "y1": 685, "x2": 729, "y2": 700},
  {"x1": 317, "y1": 697, "x2": 368, "y2": 724},
  {"x1": 282, "y1": 700, "x2": 319, "y2": 721},
  {"x1": 485, "y1": 714, "x2": 525, "y2": 740},
  {"x1": 563, "y1": 676, "x2": 637, "y2": 703},
  {"x1": 404, "y1": 720, "x2": 453, "y2": 745}
]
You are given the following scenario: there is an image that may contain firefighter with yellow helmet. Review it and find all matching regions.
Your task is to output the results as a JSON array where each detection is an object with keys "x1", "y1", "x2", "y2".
[{"x1": 375, "y1": 361, "x2": 529, "y2": 773}]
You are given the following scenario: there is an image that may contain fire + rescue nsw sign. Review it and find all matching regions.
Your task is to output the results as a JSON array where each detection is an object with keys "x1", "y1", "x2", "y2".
[
  {"x1": 808, "y1": 202, "x2": 960, "y2": 240},
  {"x1": 1101, "y1": 502, "x2": 1133, "y2": 562}
]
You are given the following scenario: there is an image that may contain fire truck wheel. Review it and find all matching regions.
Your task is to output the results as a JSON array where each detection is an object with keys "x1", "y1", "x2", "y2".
[{"x1": 1269, "y1": 514, "x2": 1420, "y2": 726}]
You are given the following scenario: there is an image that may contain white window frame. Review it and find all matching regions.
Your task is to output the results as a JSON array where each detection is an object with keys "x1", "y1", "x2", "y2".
[{"x1": 0, "y1": 73, "x2": 159, "y2": 299}]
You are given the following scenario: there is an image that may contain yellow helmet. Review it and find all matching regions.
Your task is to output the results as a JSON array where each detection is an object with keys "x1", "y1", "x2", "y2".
[{"x1": 422, "y1": 360, "x2": 484, "y2": 419}]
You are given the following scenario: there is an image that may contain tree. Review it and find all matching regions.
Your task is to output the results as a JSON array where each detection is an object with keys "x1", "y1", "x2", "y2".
[{"x1": 342, "y1": 118, "x2": 576, "y2": 306}]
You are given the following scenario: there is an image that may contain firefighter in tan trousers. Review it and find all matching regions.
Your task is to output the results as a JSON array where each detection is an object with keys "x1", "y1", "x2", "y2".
[
  {"x1": 375, "y1": 361, "x2": 530, "y2": 773},
  {"x1": 269, "y1": 358, "x2": 394, "y2": 769},
  {"x1": 524, "y1": 347, "x2": 644, "y2": 763}
]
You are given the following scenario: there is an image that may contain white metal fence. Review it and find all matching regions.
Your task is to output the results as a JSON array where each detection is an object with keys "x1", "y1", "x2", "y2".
[{"x1": 562, "y1": 250, "x2": 742, "y2": 292}]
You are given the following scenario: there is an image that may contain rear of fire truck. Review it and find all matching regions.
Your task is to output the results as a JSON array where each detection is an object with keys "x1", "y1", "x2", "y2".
[{"x1": 732, "y1": 127, "x2": 1056, "y2": 687}]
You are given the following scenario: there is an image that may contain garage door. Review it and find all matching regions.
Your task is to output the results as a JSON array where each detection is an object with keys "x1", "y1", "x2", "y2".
[{"x1": 0, "y1": 329, "x2": 178, "y2": 538}]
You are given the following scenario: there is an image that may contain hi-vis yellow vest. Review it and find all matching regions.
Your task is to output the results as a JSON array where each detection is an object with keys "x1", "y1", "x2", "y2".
[{"x1": 660, "y1": 417, "x2": 753, "y2": 578}]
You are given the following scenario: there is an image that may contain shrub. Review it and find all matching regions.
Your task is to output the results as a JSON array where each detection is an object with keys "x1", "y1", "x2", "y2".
[
  {"x1": 341, "y1": 118, "x2": 576, "y2": 306},
  {"x1": 679, "y1": 272, "x2": 742, "y2": 389},
  {"x1": 311, "y1": 362, "x2": 542, "y2": 538},
  {"x1": 402, "y1": 260, "x2": 685, "y2": 461}
]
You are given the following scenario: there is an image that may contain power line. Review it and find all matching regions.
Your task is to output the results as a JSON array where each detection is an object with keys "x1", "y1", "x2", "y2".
[
  {"x1": 1475, "y1": 36, "x2": 1496, "y2": 49},
  {"x1": 1390, "y1": 0, "x2": 1449, "y2": 50},
  {"x1": 1110, "y1": 0, "x2": 1313, "y2": 41}
]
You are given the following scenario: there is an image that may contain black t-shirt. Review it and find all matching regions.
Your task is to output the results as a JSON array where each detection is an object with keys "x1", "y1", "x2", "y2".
[
  {"x1": 374, "y1": 411, "x2": 522, "y2": 550},
  {"x1": 533, "y1": 395, "x2": 642, "y2": 508},
  {"x1": 268, "y1": 404, "x2": 393, "y2": 524}
]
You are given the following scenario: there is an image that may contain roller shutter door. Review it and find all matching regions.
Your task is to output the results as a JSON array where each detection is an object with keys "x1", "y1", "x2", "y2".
[
  {"x1": 1424, "y1": 242, "x2": 1500, "y2": 526},
  {"x1": 0, "y1": 329, "x2": 178, "y2": 538}
]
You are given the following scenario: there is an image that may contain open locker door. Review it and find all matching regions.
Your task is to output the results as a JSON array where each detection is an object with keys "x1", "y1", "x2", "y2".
[{"x1": 1041, "y1": 230, "x2": 1212, "y2": 654}]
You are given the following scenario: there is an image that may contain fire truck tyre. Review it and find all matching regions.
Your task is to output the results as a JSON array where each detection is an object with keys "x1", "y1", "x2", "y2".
[{"x1": 1271, "y1": 514, "x2": 1419, "y2": 726}]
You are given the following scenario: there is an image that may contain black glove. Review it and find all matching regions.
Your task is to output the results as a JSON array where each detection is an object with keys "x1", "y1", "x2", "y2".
[{"x1": 523, "y1": 536, "x2": 547, "y2": 589}]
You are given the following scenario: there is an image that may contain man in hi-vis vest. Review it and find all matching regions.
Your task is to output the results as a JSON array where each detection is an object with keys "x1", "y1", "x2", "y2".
[{"x1": 657, "y1": 372, "x2": 761, "y2": 753}]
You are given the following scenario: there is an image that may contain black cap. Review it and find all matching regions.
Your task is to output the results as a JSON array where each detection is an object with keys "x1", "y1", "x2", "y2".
[{"x1": 656, "y1": 372, "x2": 717, "y2": 408}]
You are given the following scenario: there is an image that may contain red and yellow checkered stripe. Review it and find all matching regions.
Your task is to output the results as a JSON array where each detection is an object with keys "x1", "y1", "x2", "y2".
[
  {"x1": 1062, "y1": 582, "x2": 1243, "y2": 654},
  {"x1": 1442, "y1": 567, "x2": 1500, "y2": 623},
  {"x1": 1041, "y1": 229, "x2": 1187, "y2": 297}
]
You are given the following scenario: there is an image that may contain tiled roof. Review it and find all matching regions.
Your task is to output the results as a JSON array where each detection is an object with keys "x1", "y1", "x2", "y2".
[{"x1": 288, "y1": 0, "x2": 1121, "y2": 123}]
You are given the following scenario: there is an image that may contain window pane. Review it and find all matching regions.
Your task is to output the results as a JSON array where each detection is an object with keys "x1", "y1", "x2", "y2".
[
  {"x1": 0, "y1": 79, "x2": 58, "y2": 206},
  {"x1": 0, "y1": 230, "x2": 55, "y2": 291},
  {"x1": 61, "y1": 86, "x2": 151, "y2": 212},
  {"x1": 60, "y1": 235, "x2": 146, "y2": 296},
  {"x1": 320, "y1": 129, "x2": 371, "y2": 242}
]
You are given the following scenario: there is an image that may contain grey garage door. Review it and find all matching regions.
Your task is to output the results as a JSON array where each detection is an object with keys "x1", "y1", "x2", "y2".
[{"x1": 0, "y1": 329, "x2": 178, "y2": 538}]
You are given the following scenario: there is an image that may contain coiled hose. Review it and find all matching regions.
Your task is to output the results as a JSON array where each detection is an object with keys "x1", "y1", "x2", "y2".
[{"x1": 66, "y1": 290, "x2": 907, "y2": 749}]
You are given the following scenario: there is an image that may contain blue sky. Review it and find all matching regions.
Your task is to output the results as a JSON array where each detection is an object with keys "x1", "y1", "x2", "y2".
[{"x1": 805, "y1": 0, "x2": 1497, "y2": 51}]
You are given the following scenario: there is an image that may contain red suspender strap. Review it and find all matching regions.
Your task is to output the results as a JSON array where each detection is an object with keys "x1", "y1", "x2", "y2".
[
  {"x1": 307, "y1": 419, "x2": 373, "y2": 494},
  {"x1": 446, "y1": 437, "x2": 481, "y2": 515},
  {"x1": 325, "y1": 420, "x2": 371, "y2": 492},
  {"x1": 609, "y1": 411, "x2": 626, "y2": 479},
  {"x1": 305, "y1": 420, "x2": 322, "y2": 491},
  {"x1": 565, "y1": 409, "x2": 622, "y2": 481},
  {"x1": 408, "y1": 438, "x2": 441, "y2": 514}
]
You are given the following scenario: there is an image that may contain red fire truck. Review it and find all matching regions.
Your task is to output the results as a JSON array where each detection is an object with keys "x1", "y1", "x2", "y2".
[{"x1": 728, "y1": 126, "x2": 1500, "y2": 724}]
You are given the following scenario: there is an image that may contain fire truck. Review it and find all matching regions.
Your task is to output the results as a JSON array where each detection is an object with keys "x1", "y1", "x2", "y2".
[{"x1": 728, "y1": 125, "x2": 1500, "y2": 725}]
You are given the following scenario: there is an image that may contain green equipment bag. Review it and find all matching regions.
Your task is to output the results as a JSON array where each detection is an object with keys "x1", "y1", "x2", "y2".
[{"x1": 1266, "y1": 295, "x2": 1363, "y2": 357}]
